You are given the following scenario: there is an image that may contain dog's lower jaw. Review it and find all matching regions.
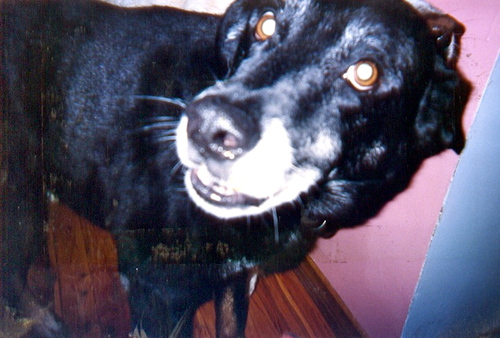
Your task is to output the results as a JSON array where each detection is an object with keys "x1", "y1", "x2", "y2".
[
  {"x1": 190, "y1": 165, "x2": 266, "y2": 207},
  {"x1": 183, "y1": 167, "x2": 323, "y2": 220}
]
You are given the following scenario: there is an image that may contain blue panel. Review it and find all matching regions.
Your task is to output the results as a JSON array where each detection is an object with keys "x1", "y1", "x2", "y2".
[{"x1": 403, "y1": 55, "x2": 500, "y2": 336}]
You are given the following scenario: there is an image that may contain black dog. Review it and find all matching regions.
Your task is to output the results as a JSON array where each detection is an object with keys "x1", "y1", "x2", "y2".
[{"x1": 1, "y1": 0, "x2": 469, "y2": 336}]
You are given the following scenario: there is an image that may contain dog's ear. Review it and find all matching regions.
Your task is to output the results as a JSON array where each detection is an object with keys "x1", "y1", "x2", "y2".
[
  {"x1": 425, "y1": 14, "x2": 465, "y2": 69},
  {"x1": 411, "y1": 4, "x2": 470, "y2": 157},
  {"x1": 413, "y1": 60, "x2": 469, "y2": 157},
  {"x1": 405, "y1": 0, "x2": 465, "y2": 67}
]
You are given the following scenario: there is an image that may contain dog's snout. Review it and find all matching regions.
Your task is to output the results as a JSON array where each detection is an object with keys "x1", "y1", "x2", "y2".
[{"x1": 186, "y1": 96, "x2": 257, "y2": 161}]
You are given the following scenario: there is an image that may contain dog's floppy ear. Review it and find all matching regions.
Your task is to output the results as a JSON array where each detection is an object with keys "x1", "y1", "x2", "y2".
[
  {"x1": 405, "y1": 0, "x2": 465, "y2": 68},
  {"x1": 410, "y1": 1, "x2": 470, "y2": 157},
  {"x1": 425, "y1": 14, "x2": 464, "y2": 69}
]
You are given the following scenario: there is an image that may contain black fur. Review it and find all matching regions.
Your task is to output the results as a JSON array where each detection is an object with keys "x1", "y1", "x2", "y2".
[{"x1": 0, "y1": 0, "x2": 469, "y2": 336}]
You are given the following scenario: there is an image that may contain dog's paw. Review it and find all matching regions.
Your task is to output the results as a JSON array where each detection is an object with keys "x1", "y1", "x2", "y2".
[
  {"x1": 28, "y1": 307, "x2": 67, "y2": 338},
  {"x1": 1, "y1": 298, "x2": 67, "y2": 337},
  {"x1": 12, "y1": 290, "x2": 68, "y2": 337},
  {"x1": 1, "y1": 300, "x2": 34, "y2": 337}
]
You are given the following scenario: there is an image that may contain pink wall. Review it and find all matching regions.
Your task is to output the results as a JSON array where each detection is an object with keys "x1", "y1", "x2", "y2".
[{"x1": 310, "y1": 1, "x2": 500, "y2": 337}]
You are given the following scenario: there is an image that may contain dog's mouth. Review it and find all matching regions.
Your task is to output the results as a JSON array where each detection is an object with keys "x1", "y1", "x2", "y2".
[
  {"x1": 177, "y1": 116, "x2": 332, "y2": 219},
  {"x1": 190, "y1": 165, "x2": 265, "y2": 207}
]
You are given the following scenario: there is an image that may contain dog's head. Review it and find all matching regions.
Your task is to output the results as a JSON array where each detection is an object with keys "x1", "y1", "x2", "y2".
[{"x1": 176, "y1": 0, "x2": 469, "y2": 234}]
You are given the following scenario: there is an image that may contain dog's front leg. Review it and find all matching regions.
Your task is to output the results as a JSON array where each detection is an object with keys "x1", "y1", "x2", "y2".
[{"x1": 214, "y1": 271, "x2": 256, "y2": 338}]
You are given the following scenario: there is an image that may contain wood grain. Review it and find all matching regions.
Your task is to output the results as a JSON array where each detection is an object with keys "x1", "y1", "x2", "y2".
[
  {"x1": 48, "y1": 201, "x2": 131, "y2": 337},
  {"x1": 42, "y1": 201, "x2": 364, "y2": 337}
]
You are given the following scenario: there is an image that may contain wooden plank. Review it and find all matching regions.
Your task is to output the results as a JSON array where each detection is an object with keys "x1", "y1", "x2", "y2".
[
  {"x1": 45, "y1": 201, "x2": 364, "y2": 337},
  {"x1": 47, "y1": 200, "x2": 130, "y2": 337},
  {"x1": 294, "y1": 256, "x2": 366, "y2": 337},
  {"x1": 195, "y1": 257, "x2": 365, "y2": 337}
]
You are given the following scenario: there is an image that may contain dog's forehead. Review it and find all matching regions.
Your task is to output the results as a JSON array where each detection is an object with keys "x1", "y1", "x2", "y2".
[
  {"x1": 272, "y1": 0, "x2": 422, "y2": 63},
  {"x1": 282, "y1": 0, "x2": 311, "y2": 17},
  {"x1": 280, "y1": 0, "x2": 416, "y2": 34}
]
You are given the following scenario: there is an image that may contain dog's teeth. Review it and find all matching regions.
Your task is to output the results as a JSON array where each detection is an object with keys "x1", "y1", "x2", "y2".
[
  {"x1": 197, "y1": 165, "x2": 214, "y2": 187},
  {"x1": 209, "y1": 193, "x2": 222, "y2": 202},
  {"x1": 196, "y1": 164, "x2": 236, "y2": 197},
  {"x1": 227, "y1": 177, "x2": 243, "y2": 193},
  {"x1": 212, "y1": 183, "x2": 236, "y2": 197}
]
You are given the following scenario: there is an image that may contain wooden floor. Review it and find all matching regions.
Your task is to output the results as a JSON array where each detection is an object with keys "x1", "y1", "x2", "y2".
[{"x1": 3, "y1": 200, "x2": 364, "y2": 337}]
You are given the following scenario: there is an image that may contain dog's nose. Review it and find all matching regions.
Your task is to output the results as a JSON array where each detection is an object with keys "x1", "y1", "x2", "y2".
[{"x1": 186, "y1": 96, "x2": 257, "y2": 161}]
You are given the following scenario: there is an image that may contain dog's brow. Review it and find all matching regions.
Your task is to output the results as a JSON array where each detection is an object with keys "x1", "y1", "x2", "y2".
[
  {"x1": 285, "y1": 0, "x2": 312, "y2": 16},
  {"x1": 341, "y1": 23, "x2": 365, "y2": 50},
  {"x1": 335, "y1": 15, "x2": 402, "y2": 59},
  {"x1": 226, "y1": 25, "x2": 244, "y2": 41},
  {"x1": 282, "y1": 0, "x2": 313, "y2": 36}
]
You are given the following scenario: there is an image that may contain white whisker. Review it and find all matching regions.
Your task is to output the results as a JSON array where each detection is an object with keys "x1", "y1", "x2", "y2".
[
  {"x1": 141, "y1": 122, "x2": 178, "y2": 132},
  {"x1": 166, "y1": 142, "x2": 178, "y2": 153},
  {"x1": 143, "y1": 116, "x2": 178, "y2": 122},
  {"x1": 170, "y1": 161, "x2": 184, "y2": 176},
  {"x1": 296, "y1": 195, "x2": 305, "y2": 209},
  {"x1": 272, "y1": 207, "x2": 279, "y2": 243},
  {"x1": 155, "y1": 135, "x2": 177, "y2": 143},
  {"x1": 133, "y1": 95, "x2": 186, "y2": 108}
]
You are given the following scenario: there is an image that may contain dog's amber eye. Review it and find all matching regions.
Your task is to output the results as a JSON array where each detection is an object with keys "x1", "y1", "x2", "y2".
[
  {"x1": 343, "y1": 61, "x2": 379, "y2": 91},
  {"x1": 255, "y1": 11, "x2": 276, "y2": 41}
]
